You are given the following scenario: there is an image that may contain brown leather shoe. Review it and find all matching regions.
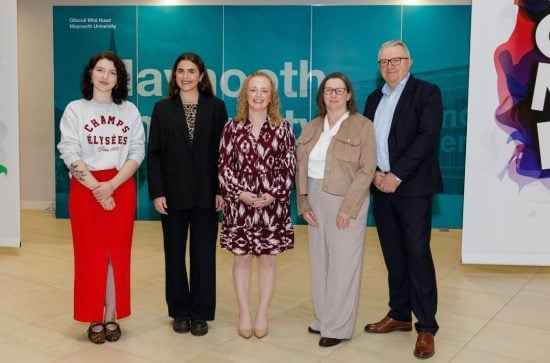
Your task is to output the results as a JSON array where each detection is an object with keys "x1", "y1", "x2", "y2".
[
  {"x1": 414, "y1": 332, "x2": 435, "y2": 359},
  {"x1": 364, "y1": 315, "x2": 412, "y2": 333}
]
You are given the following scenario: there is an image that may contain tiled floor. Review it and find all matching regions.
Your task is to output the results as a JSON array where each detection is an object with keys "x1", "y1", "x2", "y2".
[{"x1": 1, "y1": 210, "x2": 549, "y2": 362}]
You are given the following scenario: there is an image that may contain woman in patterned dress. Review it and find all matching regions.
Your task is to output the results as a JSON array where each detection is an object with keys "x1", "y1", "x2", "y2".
[{"x1": 218, "y1": 71, "x2": 296, "y2": 339}]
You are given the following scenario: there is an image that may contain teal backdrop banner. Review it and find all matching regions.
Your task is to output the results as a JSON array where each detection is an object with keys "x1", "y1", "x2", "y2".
[{"x1": 53, "y1": 5, "x2": 471, "y2": 228}]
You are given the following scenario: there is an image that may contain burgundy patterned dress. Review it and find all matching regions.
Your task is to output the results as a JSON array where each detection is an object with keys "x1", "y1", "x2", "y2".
[{"x1": 218, "y1": 118, "x2": 296, "y2": 255}]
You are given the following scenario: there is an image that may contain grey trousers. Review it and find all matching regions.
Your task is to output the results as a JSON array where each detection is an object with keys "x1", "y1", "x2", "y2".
[{"x1": 307, "y1": 178, "x2": 369, "y2": 339}]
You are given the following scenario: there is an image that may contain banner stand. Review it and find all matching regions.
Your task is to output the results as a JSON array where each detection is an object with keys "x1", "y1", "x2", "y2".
[{"x1": 0, "y1": 0, "x2": 21, "y2": 248}]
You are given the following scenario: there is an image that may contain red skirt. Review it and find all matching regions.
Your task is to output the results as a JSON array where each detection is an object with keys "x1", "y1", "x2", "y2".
[{"x1": 69, "y1": 169, "x2": 135, "y2": 322}]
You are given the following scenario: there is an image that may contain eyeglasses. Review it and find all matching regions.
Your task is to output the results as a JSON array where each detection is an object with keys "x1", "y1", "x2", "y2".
[
  {"x1": 323, "y1": 87, "x2": 348, "y2": 95},
  {"x1": 378, "y1": 57, "x2": 409, "y2": 68}
]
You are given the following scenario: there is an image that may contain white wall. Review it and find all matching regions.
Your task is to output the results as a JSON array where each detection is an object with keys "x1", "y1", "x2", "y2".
[
  {"x1": 0, "y1": 0, "x2": 20, "y2": 247},
  {"x1": 17, "y1": 0, "x2": 469, "y2": 209}
]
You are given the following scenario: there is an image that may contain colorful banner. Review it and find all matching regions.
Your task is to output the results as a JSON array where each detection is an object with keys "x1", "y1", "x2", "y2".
[
  {"x1": 0, "y1": 0, "x2": 21, "y2": 247},
  {"x1": 463, "y1": 0, "x2": 550, "y2": 265},
  {"x1": 53, "y1": 5, "x2": 470, "y2": 228}
]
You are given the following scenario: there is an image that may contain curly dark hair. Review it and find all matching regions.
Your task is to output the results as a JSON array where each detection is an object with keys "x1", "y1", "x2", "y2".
[
  {"x1": 80, "y1": 51, "x2": 129, "y2": 104},
  {"x1": 315, "y1": 72, "x2": 357, "y2": 117},
  {"x1": 168, "y1": 52, "x2": 214, "y2": 98}
]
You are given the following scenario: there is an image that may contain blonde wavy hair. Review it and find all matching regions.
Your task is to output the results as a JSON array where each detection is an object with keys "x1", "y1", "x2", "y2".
[{"x1": 234, "y1": 71, "x2": 282, "y2": 126}]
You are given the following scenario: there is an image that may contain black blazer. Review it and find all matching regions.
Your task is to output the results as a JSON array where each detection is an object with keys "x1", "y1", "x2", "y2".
[
  {"x1": 147, "y1": 93, "x2": 228, "y2": 209},
  {"x1": 363, "y1": 76, "x2": 444, "y2": 196}
]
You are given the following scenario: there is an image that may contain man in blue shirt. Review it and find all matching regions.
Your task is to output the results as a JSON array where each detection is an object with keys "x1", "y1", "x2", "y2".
[{"x1": 363, "y1": 40, "x2": 443, "y2": 359}]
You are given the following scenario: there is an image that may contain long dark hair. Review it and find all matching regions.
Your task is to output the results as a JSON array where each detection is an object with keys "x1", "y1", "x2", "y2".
[
  {"x1": 80, "y1": 51, "x2": 129, "y2": 105},
  {"x1": 168, "y1": 52, "x2": 214, "y2": 98}
]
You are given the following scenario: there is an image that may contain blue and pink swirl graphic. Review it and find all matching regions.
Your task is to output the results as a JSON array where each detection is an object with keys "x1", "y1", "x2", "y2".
[{"x1": 494, "y1": 0, "x2": 550, "y2": 186}]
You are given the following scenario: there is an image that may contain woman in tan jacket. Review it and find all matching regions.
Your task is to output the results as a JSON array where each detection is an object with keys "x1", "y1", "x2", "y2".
[{"x1": 296, "y1": 72, "x2": 376, "y2": 347}]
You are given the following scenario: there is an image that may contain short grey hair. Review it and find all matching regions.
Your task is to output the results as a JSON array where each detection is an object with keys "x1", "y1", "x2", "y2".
[{"x1": 378, "y1": 40, "x2": 411, "y2": 60}]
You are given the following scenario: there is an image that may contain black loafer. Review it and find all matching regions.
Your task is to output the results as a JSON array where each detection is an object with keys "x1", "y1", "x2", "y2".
[
  {"x1": 308, "y1": 326, "x2": 320, "y2": 334},
  {"x1": 190, "y1": 320, "x2": 208, "y2": 336},
  {"x1": 172, "y1": 318, "x2": 191, "y2": 333},
  {"x1": 319, "y1": 337, "x2": 342, "y2": 347}
]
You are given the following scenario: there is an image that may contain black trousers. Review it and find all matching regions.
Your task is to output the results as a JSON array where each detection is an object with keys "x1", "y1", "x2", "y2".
[
  {"x1": 161, "y1": 207, "x2": 218, "y2": 321},
  {"x1": 372, "y1": 192, "x2": 439, "y2": 334}
]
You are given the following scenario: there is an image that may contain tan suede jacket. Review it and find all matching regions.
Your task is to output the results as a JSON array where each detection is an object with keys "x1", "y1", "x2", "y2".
[{"x1": 296, "y1": 112, "x2": 376, "y2": 219}]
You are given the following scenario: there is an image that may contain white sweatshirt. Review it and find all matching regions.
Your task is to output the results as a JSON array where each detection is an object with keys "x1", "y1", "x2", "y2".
[{"x1": 58, "y1": 99, "x2": 145, "y2": 171}]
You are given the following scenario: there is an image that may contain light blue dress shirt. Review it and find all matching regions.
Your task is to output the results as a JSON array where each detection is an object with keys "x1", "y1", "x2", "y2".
[{"x1": 373, "y1": 74, "x2": 410, "y2": 172}]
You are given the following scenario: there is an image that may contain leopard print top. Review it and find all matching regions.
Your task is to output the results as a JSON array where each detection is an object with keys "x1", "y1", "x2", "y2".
[{"x1": 183, "y1": 103, "x2": 198, "y2": 142}]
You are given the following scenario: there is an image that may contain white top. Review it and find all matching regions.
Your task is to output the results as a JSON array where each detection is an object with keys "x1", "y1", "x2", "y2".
[
  {"x1": 307, "y1": 112, "x2": 349, "y2": 179},
  {"x1": 57, "y1": 99, "x2": 145, "y2": 171}
]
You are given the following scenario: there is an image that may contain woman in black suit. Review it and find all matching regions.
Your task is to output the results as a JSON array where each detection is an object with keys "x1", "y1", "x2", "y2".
[{"x1": 147, "y1": 52, "x2": 227, "y2": 336}]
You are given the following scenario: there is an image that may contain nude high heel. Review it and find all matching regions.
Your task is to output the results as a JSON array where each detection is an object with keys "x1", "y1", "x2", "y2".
[
  {"x1": 238, "y1": 326, "x2": 253, "y2": 339},
  {"x1": 253, "y1": 326, "x2": 268, "y2": 338},
  {"x1": 238, "y1": 314, "x2": 253, "y2": 339},
  {"x1": 254, "y1": 311, "x2": 269, "y2": 338}
]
